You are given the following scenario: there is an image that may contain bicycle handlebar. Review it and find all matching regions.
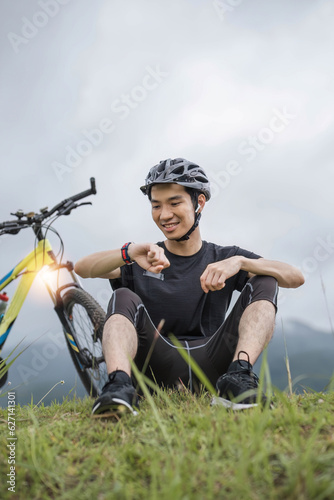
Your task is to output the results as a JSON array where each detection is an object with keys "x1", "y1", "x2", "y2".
[
  {"x1": 45, "y1": 177, "x2": 96, "y2": 218},
  {"x1": 0, "y1": 177, "x2": 97, "y2": 234}
]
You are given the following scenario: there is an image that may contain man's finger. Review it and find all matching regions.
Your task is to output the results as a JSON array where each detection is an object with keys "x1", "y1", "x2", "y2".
[
  {"x1": 200, "y1": 269, "x2": 208, "y2": 293},
  {"x1": 148, "y1": 264, "x2": 164, "y2": 274}
]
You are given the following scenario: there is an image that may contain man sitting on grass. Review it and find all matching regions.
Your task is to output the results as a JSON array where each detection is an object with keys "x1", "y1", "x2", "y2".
[{"x1": 74, "y1": 158, "x2": 304, "y2": 414}]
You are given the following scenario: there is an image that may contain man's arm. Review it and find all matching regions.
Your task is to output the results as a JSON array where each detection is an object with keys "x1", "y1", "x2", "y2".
[
  {"x1": 74, "y1": 249, "x2": 123, "y2": 279},
  {"x1": 200, "y1": 256, "x2": 304, "y2": 293},
  {"x1": 241, "y1": 257, "x2": 304, "y2": 288},
  {"x1": 74, "y1": 243, "x2": 170, "y2": 279}
]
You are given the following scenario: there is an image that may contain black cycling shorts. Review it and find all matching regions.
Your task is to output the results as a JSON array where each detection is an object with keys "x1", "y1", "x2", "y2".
[{"x1": 105, "y1": 275, "x2": 278, "y2": 391}]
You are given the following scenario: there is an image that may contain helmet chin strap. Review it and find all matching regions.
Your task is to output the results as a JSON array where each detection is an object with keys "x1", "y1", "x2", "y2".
[{"x1": 175, "y1": 210, "x2": 201, "y2": 242}]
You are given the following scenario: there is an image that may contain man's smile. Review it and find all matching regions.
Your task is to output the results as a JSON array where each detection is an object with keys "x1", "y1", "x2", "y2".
[{"x1": 161, "y1": 222, "x2": 180, "y2": 231}]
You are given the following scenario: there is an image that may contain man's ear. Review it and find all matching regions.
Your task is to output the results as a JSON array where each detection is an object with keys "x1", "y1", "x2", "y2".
[{"x1": 196, "y1": 193, "x2": 206, "y2": 214}]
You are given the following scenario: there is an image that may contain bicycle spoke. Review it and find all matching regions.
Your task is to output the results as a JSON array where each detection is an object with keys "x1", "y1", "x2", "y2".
[{"x1": 69, "y1": 303, "x2": 107, "y2": 392}]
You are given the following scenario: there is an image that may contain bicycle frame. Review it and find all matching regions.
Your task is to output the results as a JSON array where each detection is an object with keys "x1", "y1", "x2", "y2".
[
  {"x1": 0, "y1": 177, "x2": 103, "y2": 393},
  {"x1": 0, "y1": 238, "x2": 79, "y2": 353}
]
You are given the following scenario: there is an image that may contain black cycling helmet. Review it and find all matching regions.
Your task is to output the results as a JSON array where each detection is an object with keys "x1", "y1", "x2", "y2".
[
  {"x1": 140, "y1": 158, "x2": 211, "y2": 201},
  {"x1": 140, "y1": 158, "x2": 211, "y2": 241}
]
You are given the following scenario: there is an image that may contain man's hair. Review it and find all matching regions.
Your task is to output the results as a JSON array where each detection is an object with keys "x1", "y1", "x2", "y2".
[{"x1": 147, "y1": 186, "x2": 200, "y2": 210}]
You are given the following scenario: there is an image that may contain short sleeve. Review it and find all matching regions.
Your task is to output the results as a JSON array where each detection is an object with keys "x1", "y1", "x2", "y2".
[{"x1": 109, "y1": 265, "x2": 135, "y2": 291}]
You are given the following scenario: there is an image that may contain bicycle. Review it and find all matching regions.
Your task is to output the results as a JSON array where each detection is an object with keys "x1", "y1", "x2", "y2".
[{"x1": 0, "y1": 178, "x2": 108, "y2": 397}]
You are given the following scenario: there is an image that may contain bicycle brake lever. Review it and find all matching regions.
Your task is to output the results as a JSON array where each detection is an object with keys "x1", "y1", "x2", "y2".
[
  {"x1": 77, "y1": 202, "x2": 92, "y2": 207},
  {"x1": 1, "y1": 228, "x2": 21, "y2": 235},
  {"x1": 60, "y1": 201, "x2": 92, "y2": 216}
]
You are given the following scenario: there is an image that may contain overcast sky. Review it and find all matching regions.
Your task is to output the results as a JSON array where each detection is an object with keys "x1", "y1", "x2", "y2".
[{"x1": 1, "y1": 0, "x2": 334, "y2": 359}]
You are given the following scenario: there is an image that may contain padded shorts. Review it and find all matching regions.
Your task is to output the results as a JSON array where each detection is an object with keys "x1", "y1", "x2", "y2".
[{"x1": 105, "y1": 275, "x2": 278, "y2": 391}]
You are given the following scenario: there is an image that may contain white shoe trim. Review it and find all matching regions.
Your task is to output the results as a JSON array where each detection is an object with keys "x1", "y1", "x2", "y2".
[
  {"x1": 211, "y1": 396, "x2": 258, "y2": 410},
  {"x1": 92, "y1": 402, "x2": 101, "y2": 413},
  {"x1": 112, "y1": 398, "x2": 138, "y2": 416}
]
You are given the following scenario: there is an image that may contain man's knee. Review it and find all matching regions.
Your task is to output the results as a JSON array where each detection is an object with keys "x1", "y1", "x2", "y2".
[
  {"x1": 245, "y1": 275, "x2": 279, "y2": 312},
  {"x1": 107, "y1": 287, "x2": 142, "y2": 311},
  {"x1": 106, "y1": 287, "x2": 143, "y2": 323},
  {"x1": 112, "y1": 287, "x2": 141, "y2": 301},
  {"x1": 248, "y1": 274, "x2": 277, "y2": 289}
]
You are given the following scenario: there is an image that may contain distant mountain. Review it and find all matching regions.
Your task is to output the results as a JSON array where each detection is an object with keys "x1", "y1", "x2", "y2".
[
  {"x1": 254, "y1": 319, "x2": 334, "y2": 393},
  {"x1": 1, "y1": 319, "x2": 333, "y2": 408}
]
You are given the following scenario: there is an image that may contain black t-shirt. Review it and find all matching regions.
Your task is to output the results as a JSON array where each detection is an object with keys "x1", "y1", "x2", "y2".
[{"x1": 110, "y1": 241, "x2": 261, "y2": 339}]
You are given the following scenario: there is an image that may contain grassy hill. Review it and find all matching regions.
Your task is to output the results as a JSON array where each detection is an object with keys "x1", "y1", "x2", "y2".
[{"x1": 1, "y1": 387, "x2": 334, "y2": 499}]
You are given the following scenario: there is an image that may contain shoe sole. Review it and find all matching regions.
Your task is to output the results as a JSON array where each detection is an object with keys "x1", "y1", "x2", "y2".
[
  {"x1": 211, "y1": 396, "x2": 258, "y2": 410},
  {"x1": 92, "y1": 398, "x2": 138, "y2": 417}
]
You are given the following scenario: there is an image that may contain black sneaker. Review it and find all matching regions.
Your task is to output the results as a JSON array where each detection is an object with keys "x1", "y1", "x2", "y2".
[
  {"x1": 92, "y1": 370, "x2": 139, "y2": 416},
  {"x1": 212, "y1": 351, "x2": 267, "y2": 410}
]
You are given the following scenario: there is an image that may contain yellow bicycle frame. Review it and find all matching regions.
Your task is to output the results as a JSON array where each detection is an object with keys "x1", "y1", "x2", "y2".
[{"x1": 0, "y1": 239, "x2": 55, "y2": 351}]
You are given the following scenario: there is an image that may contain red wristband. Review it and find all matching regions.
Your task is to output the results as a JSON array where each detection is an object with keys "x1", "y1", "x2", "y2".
[{"x1": 121, "y1": 242, "x2": 134, "y2": 265}]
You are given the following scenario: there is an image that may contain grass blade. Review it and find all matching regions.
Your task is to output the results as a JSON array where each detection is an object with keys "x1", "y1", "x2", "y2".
[{"x1": 168, "y1": 334, "x2": 216, "y2": 395}]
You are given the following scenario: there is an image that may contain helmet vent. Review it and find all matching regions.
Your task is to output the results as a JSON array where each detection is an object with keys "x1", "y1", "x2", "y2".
[{"x1": 140, "y1": 158, "x2": 211, "y2": 200}]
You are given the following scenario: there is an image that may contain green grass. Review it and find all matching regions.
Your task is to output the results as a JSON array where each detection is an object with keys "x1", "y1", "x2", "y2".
[{"x1": 1, "y1": 388, "x2": 334, "y2": 500}]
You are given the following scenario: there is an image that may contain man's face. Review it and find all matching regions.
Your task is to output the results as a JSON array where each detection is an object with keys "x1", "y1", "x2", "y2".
[{"x1": 150, "y1": 183, "x2": 196, "y2": 240}]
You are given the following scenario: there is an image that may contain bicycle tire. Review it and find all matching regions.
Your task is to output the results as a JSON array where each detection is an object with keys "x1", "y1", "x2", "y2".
[{"x1": 61, "y1": 287, "x2": 108, "y2": 397}]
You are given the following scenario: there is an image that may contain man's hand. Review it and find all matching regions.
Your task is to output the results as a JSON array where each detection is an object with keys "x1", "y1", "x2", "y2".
[
  {"x1": 128, "y1": 243, "x2": 170, "y2": 274},
  {"x1": 200, "y1": 255, "x2": 305, "y2": 292},
  {"x1": 200, "y1": 256, "x2": 242, "y2": 293}
]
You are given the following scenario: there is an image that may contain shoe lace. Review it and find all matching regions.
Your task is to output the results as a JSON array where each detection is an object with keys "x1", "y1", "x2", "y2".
[
  {"x1": 234, "y1": 351, "x2": 259, "y2": 389},
  {"x1": 101, "y1": 371, "x2": 125, "y2": 392},
  {"x1": 237, "y1": 350, "x2": 252, "y2": 368}
]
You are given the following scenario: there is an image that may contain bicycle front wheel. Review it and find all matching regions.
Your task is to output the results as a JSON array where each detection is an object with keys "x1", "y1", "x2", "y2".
[{"x1": 62, "y1": 287, "x2": 108, "y2": 397}]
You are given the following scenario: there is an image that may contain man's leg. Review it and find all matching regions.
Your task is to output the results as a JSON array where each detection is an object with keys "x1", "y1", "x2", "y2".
[
  {"x1": 233, "y1": 299, "x2": 276, "y2": 365},
  {"x1": 202, "y1": 276, "x2": 278, "y2": 377},
  {"x1": 102, "y1": 288, "x2": 191, "y2": 387},
  {"x1": 93, "y1": 287, "x2": 192, "y2": 415},
  {"x1": 102, "y1": 314, "x2": 138, "y2": 377},
  {"x1": 205, "y1": 275, "x2": 278, "y2": 408},
  {"x1": 92, "y1": 288, "x2": 143, "y2": 415}
]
